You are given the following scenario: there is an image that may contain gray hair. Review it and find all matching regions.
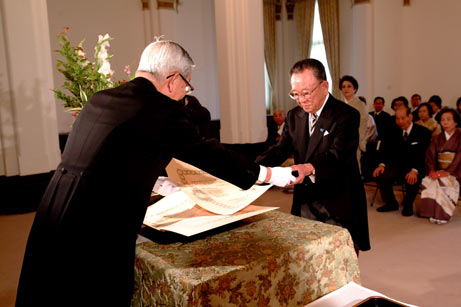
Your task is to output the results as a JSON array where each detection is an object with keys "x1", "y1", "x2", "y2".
[{"x1": 137, "y1": 38, "x2": 195, "y2": 80}]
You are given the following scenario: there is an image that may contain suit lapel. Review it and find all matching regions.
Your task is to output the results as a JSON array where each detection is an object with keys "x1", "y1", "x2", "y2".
[
  {"x1": 304, "y1": 97, "x2": 334, "y2": 162},
  {"x1": 296, "y1": 109, "x2": 310, "y2": 160}
]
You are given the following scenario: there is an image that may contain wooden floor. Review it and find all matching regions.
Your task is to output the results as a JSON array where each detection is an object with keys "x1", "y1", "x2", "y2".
[{"x1": 1, "y1": 184, "x2": 461, "y2": 307}]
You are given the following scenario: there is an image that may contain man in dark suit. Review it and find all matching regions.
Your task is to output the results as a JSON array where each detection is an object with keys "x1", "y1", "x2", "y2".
[
  {"x1": 410, "y1": 93, "x2": 422, "y2": 122},
  {"x1": 369, "y1": 96, "x2": 392, "y2": 141},
  {"x1": 16, "y1": 40, "x2": 295, "y2": 307},
  {"x1": 256, "y1": 59, "x2": 370, "y2": 254},
  {"x1": 373, "y1": 106, "x2": 431, "y2": 216},
  {"x1": 429, "y1": 95, "x2": 443, "y2": 123}
]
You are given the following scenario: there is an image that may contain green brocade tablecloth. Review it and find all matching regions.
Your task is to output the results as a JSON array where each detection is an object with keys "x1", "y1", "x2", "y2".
[{"x1": 132, "y1": 210, "x2": 360, "y2": 306}]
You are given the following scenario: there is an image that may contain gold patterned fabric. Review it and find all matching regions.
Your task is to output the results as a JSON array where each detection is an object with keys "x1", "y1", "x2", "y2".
[{"x1": 131, "y1": 211, "x2": 360, "y2": 306}]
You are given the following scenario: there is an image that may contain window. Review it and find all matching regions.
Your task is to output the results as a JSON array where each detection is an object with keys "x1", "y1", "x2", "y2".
[{"x1": 310, "y1": 0, "x2": 332, "y2": 92}]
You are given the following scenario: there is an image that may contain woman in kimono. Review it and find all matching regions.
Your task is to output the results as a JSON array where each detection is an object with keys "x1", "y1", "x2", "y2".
[{"x1": 420, "y1": 108, "x2": 461, "y2": 224}]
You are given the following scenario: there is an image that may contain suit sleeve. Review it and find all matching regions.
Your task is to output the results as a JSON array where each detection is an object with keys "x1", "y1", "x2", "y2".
[
  {"x1": 255, "y1": 115, "x2": 294, "y2": 167},
  {"x1": 162, "y1": 104, "x2": 259, "y2": 190}
]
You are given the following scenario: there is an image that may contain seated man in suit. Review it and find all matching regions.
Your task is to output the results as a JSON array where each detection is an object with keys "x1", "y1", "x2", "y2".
[
  {"x1": 370, "y1": 96, "x2": 391, "y2": 141},
  {"x1": 410, "y1": 93, "x2": 422, "y2": 122},
  {"x1": 373, "y1": 106, "x2": 432, "y2": 216},
  {"x1": 429, "y1": 95, "x2": 443, "y2": 123}
]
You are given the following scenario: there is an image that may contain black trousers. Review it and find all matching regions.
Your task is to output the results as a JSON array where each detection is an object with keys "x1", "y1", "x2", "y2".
[{"x1": 376, "y1": 166, "x2": 421, "y2": 208}]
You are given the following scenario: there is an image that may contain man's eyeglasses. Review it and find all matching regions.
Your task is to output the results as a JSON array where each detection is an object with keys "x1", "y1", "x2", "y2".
[
  {"x1": 167, "y1": 73, "x2": 194, "y2": 95},
  {"x1": 289, "y1": 81, "x2": 322, "y2": 101}
]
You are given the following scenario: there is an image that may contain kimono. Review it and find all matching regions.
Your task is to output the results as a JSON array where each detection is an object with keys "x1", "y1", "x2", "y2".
[{"x1": 420, "y1": 128, "x2": 461, "y2": 221}]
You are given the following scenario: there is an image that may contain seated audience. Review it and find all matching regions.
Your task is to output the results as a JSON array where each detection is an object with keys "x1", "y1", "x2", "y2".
[
  {"x1": 410, "y1": 93, "x2": 422, "y2": 122},
  {"x1": 370, "y1": 96, "x2": 391, "y2": 141},
  {"x1": 372, "y1": 106, "x2": 432, "y2": 216},
  {"x1": 415, "y1": 102, "x2": 441, "y2": 137},
  {"x1": 266, "y1": 109, "x2": 286, "y2": 146},
  {"x1": 456, "y1": 97, "x2": 461, "y2": 116},
  {"x1": 428, "y1": 95, "x2": 442, "y2": 123},
  {"x1": 389, "y1": 96, "x2": 409, "y2": 130},
  {"x1": 420, "y1": 108, "x2": 461, "y2": 224},
  {"x1": 273, "y1": 109, "x2": 286, "y2": 142}
]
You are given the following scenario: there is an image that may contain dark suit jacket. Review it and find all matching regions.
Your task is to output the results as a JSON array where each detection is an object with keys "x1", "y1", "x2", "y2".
[
  {"x1": 370, "y1": 110, "x2": 392, "y2": 141},
  {"x1": 16, "y1": 77, "x2": 259, "y2": 307},
  {"x1": 256, "y1": 95, "x2": 370, "y2": 251},
  {"x1": 379, "y1": 123, "x2": 432, "y2": 175},
  {"x1": 411, "y1": 108, "x2": 420, "y2": 122}
]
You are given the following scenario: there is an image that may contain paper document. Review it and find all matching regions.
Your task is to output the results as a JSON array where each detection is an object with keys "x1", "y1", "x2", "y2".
[
  {"x1": 305, "y1": 282, "x2": 417, "y2": 307},
  {"x1": 143, "y1": 190, "x2": 277, "y2": 236},
  {"x1": 143, "y1": 158, "x2": 277, "y2": 236},
  {"x1": 166, "y1": 158, "x2": 272, "y2": 215}
]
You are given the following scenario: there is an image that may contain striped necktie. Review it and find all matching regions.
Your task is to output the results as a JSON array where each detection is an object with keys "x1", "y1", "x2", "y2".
[{"x1": 310, "y1": 113, "x2": 318, "y2": 135}]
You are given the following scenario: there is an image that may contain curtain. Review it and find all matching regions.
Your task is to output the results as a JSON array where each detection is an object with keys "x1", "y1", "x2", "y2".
[
  {"x1": 318, "y1": 0, "x2": 340, "y2": 98},
  {"x1": 294, "y1": 0, "x2": 315, "y2": 60},
  {"x1": 263, "y1": 0, "x2": 277, "y2": 112}
]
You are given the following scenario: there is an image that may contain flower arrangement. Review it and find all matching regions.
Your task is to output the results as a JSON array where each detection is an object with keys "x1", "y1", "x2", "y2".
[{"x1": 53, "y1": 27, "x2": 116, "y2": 115}]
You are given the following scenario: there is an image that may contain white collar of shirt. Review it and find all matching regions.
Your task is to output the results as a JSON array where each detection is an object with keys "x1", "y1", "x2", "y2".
[
  {"x1": 375, "y1": 110, "x2": 382, "y2": 115},
  {"x1": 311, "y1": 93, "x2": 329, "y2": 119},
  {"x1": 403, "y1": 122, "x2": 413, "y2": 136},
  {"x1": 444, "y1": 130, "x2": 454, "y2": 141}
]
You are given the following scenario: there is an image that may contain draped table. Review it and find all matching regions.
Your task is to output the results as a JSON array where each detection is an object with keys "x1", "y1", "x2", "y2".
[{"x1": 131, "y1": 210, "x2": 360, "y2": 306}]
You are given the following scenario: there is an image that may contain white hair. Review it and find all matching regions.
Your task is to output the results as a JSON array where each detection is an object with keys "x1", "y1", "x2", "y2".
[{"x1": 137, "y1": 37, "x2": 195, "y2": 80}]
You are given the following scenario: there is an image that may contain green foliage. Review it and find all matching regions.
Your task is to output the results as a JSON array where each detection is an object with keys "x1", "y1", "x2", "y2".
[{"x1": 53, "y1": 29, "x2": 115, "y2": 114}]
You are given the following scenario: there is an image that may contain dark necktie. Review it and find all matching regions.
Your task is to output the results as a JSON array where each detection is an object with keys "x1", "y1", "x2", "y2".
[
  {"x1": 403, "y1": 131, "x2": 408, "y2": 142},
  {"x1": 310, "y1": 113, "x2": 318, "y2": 135}
]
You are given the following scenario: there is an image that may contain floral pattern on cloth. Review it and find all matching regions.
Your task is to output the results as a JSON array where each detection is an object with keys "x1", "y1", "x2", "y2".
[{"x1": 131, "y1": 211, "x2": 360, "y2": 307}]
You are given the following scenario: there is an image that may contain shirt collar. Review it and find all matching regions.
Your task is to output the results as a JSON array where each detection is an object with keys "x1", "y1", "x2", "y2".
[{"x1": 445, "y1": 130, "x2": 455, "y2": 140}]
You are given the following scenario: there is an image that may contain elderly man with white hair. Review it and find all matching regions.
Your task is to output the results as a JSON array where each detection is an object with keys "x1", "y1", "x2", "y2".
[{"x1": 16, "y1": 39, "x2": 295, "y2": 307}]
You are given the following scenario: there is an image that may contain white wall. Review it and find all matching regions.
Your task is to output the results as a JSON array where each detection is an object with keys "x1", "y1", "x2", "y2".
[
  {"x1": 47, "y1": 0, "x2": 146, "y2": 133},
  {"x1": 47, "y1": 0, "x2": 221, "y2": 132},
  {"x1": 340, "y1": 0, "x2": 461, "y2": 113},
  {"x1": 1, "y1": 0, "x2": 61, "y2": 176},
  {"x1": 154, "y1": 0, "x2": 220, "y2": 120}
]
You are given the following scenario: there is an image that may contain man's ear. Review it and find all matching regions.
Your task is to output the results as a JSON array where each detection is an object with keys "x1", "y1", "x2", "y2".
[{"x1": 166, "y1": 74, "x2": 176, "y2": 93}]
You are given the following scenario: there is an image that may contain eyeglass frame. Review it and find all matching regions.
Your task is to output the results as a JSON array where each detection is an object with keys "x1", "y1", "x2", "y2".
[
  {"x1": 288, "y1": 81, "x2": 323, "y2": 101},
  {"x1": 166, "y1": 72, "x2": 194, "y2": 95}
]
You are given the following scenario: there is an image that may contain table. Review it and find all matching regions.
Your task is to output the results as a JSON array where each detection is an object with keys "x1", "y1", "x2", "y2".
[{"x1": 131, "y1": 210, "x2": 360, "y2": 306}]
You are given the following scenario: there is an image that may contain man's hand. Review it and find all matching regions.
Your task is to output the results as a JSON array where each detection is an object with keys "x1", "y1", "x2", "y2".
[
  {"x1": 405, "y1": 170, "x2": 418, "y2": 185},
  {"x1": 373, "y1": 165, "x2": 385, "y2": 178},
  {"x1": 266, "y1": 167, "x2": 296, "y2": 187},
  {"x1": 290, "y1": 163, "x2": 315, "y2": 185}
]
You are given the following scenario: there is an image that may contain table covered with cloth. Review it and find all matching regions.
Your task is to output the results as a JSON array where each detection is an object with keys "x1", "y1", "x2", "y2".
[{"x1": 131, "y1": 210, "x2": 360, "y2": 306}]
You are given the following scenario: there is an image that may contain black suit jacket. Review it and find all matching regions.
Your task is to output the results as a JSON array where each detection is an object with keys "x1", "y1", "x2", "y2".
[
  {"x1": 379, "y1": 123, "x2": 432, "y2": 174},
  {"x1": 256, "y1": 95, "x2": 370, "y2": 251},
  {"x1": 370, "y1": 110, "x2": 392, "y2": 141},
  {"x1": 16, "y1": 77, "x2": 259, "y2": 306},
  {"x1": 411, "y1": 108, "x2": 420, "y2": 122}
]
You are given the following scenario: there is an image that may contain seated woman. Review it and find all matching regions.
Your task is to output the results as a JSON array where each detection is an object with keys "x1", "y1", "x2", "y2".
[
  {"x1": 420, "y1": 108, "x2": 461, "y2": 224},
  {"x1": 415, "y1": 102, "x2": 441, "y2": 137}
]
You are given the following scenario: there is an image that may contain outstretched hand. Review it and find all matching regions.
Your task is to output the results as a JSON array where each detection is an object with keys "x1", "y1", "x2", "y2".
[{"x1": 290, "y1": 163, "x2": 315, "y2": 185}]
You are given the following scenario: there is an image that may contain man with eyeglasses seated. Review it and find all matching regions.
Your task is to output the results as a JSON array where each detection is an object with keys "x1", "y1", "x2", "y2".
[
  {"x1": 256, "y1": 59, "x2": 370, "y2": 255},
  {"x1": 16, "y1": 38, "x2": 296, "y2": 307}
]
